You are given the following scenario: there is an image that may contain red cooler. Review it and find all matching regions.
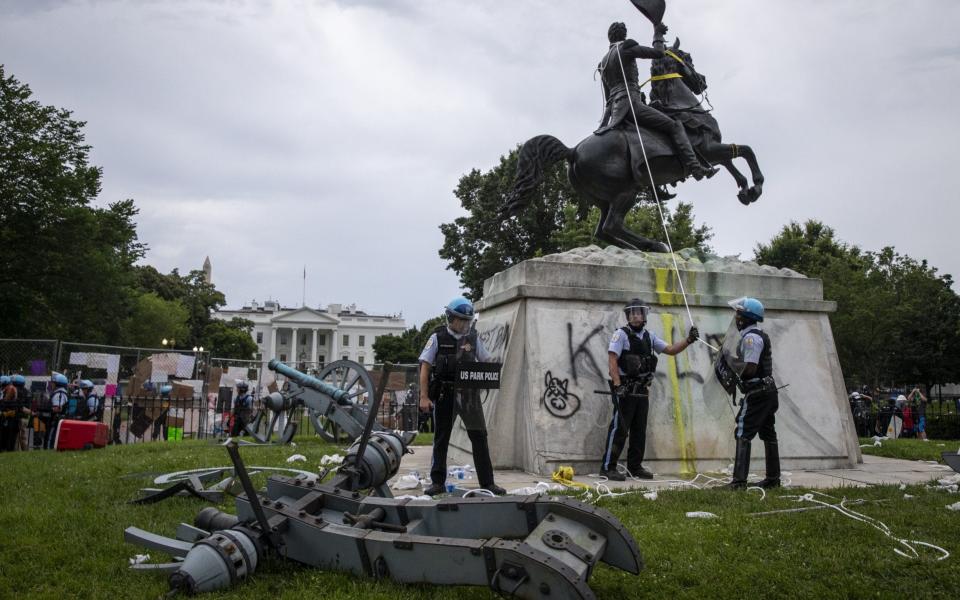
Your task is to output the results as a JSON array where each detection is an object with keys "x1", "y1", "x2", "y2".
[{"x1": 54, "y1": 419, "x2": 108, "y2": 450}]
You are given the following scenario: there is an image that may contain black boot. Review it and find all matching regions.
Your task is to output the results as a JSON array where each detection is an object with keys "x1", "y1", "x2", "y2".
[
  {"x1": 727, "y1": 439, "x2": 751, "y2": 489},
  {"x1": 759, "y1": 441, "x2": 781, "y2": 489}
]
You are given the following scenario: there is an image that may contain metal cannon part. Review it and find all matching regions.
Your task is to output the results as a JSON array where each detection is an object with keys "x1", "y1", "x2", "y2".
[{"x1": 269, "y1": 359, "x2": 351, "y2": 404}]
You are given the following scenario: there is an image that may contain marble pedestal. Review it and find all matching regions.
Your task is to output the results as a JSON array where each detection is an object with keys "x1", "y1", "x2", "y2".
[{"x1": 448, "y1": 246, "x2": 861, "y2": 476}]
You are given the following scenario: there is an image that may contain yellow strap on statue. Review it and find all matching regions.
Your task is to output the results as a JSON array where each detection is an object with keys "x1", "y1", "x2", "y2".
[
  {"x1": 639, "y1": 72, "x2": 683, "y2": 88},
  {"x1": 664, "y1": 49, "x2": 686, "y2": 65}
]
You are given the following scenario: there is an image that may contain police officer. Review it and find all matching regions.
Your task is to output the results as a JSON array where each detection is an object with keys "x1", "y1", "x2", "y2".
[
  {"x1": 0, "y1": 375, "x2": 16, "y2": 451},
  {"x1": 78, "y1": 380, "x2": 99, "y2": 421},
  {"x1": 419, "y1": 297, "x2": 504, "y2": 496},
  {"x1": 12, "y1": 375, "x2": 32, "y2": 450},
  {"x1": 727, "y1": 297, "x2": 780, "y2": 489},
  {"x1": 46, "y1": 373, "x2": 70, "y2": 449},
  {"x1": 152, "y1": 385, "x2": 172, "y2": 441},
  {"x1": 601, "y1": 299, "x2": 698, "y2": 480},
  {"x1": 231, "y1": 381, "x2": 254, "y2": 437}
]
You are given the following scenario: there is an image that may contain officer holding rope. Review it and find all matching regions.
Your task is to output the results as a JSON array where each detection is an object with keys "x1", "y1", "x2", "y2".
[
  {"x1": 600, "y1": 298, "x2": 698, "y2": 480},
  {"x1": 726, "y1": 297, "x2": 781, "y2": 489}
]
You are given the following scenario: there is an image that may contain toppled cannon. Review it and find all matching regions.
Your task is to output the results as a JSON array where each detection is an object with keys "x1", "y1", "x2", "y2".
[{"x1": 125, "y1": 361, "x2": 643, "y2": 598}]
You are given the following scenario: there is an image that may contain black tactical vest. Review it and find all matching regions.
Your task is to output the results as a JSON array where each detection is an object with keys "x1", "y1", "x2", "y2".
[
  {"x1": 431, "y1": 326, "x2": 478, "y2": 384},
  {"x1": 738, "y1": 328, "x2": 773, "y2": 380},
  {"x1": 617, "y1": 327, "x2": 658, "y2": 380}
]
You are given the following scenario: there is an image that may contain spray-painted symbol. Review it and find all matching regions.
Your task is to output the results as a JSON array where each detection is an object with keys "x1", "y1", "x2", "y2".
[{"x1": 541, "y1": 371, "x2": 581, "y2": 419}]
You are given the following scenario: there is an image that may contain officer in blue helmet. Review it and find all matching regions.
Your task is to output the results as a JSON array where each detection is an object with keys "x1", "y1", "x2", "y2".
[
  {"x1": 152, "y1": 384, "x2": 173, "y2": 441},
  {"x1": 78, "y1": 380, "x2": 99, "y2": 421},
  {"x1": 418, "y1": 296, "x2": 504, "y2": 496},
  {"x1": 0, "y1": 375, "x2": 16, "y2": 451},
  {"x1": 600, "y1": 298, "x2": 699, "y2": 481},
  {"x1": 727, "y1": 297, "x2": 780, "y2": 489},
  {"x1": 45, "y1": 373, "x2": 70, "y2": 449}
]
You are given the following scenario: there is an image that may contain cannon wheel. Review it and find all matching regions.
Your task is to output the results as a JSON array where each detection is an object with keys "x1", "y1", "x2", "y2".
[{"x1": 309, "y1": 360, "x2": 374, "y2": 444}]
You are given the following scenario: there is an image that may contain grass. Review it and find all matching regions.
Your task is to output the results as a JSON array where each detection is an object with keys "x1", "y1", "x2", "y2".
[
  {"x1": 859, "y1": 437, "x2": 960, "y2": 464},
  {"x1": 411, "y1": 431, "x2": 433, "y2": 446},
  {"x1": 1, "y1": 437, "x2": 959, "y2": 599}
]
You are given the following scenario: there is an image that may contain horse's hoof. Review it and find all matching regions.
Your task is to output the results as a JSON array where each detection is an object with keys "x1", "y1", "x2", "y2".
[
  {"x1": 737, "y1": 190, "x2": 751, "y2": 206},
  {"x1": 748, "y1": 185, "x2": 762, "y2": 202}
]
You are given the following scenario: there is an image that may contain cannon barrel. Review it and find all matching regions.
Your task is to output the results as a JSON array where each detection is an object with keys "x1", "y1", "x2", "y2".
[{"x1": 268, "y1": 359, "x2": 350, "y2": 404}]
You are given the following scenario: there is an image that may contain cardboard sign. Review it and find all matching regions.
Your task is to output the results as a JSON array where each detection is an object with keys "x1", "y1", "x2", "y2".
[{"x1": 454, "y1": 362, "x2": 502, "y2": 389}]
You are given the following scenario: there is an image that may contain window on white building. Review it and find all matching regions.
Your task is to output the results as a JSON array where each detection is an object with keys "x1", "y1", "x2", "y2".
[
  {"x1": 301, "y1": 334, "x2": 307, "y2": 345},
  {"x1": 280, "y1": 354, "x2": 287, "y2": 362},
  {"x1": 359, "y1": 335, "x2": 365, "y2": 347},
  {"x1": 357, "y1": 355, "x2": 365, "y2": 364},
  {"x1": 280, "y1": 334, "x2": 287, "y2": 345},
  {"x1": 256, "y1": 332, "x2": 263, "y2": 344},
  {"x1": 342, "y1": 335, "x2": 349, "y2": 347},
  {"x1": 342, "y1": 355, "x2": 348, "y2": 361},
  {"x1": 318, "y1": 355, "x2": 325, "y2": 365},
  {"x1": 318, "y1": 334, "x2": 326, "y2": 346}
]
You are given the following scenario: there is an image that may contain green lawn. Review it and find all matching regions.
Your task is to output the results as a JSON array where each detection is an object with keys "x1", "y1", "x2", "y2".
[
  {"x1": 1, "y1": 438, "x2": 959, "y2": 599},
  {"x1": 859, "y1": 437, "x2": 960, "y2": 464},
  {"x1": 411, "y1": 432, "x2": 433, "y2": 446}
]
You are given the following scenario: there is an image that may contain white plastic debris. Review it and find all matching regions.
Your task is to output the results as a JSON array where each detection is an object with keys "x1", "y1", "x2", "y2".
[
  {"x1": 643, "y1": 491, "x2": 658, "y2": 501},
  {"x1": 507, "y1": 481, "x2": 565, "y2": 496},
  {"x1": 129, "y1": 554, "x2": 150, "y2": 565},
  {"x1": 947, "y1": 502, "x2": 960, "y2": 512},
  {"x1": 320, "y1": 454, "x2": 344, "y2": 466},
  {"x1": 899, "y1": 483, "x2": 907, "y2": 491},
  {"x1": 685, "y1": 511, "x2": 718, "y2": 519},
  {"x1": 903, "y1": 494, "x2": 915, "y2": 500},
  {"x1": 394, "y1": 494, "x2": 431, "y2": 500},
  {"x1": 874, "y1": 440, "x2": 882, "y2": 447},
  {"x1": 286, "y1": 454, "x2": 307, "y2": 463},
  {"x1": 392, "y1": 474, "x2": 421, "y2": 490}
]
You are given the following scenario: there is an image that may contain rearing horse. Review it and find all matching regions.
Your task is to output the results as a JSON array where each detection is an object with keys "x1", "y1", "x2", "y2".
[{"x1": 503, "y1": 39, "x2": 764, "y2": 252}]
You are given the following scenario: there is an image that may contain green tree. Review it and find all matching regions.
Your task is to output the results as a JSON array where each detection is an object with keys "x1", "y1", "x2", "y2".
[
  {"x1": 134, "y1": 266, "x2": 225, "y2": 348},
  {"x1": 755, "y1": 220, "x2": 960, "y2": 390},
  {"x1": 372, "y1": 316, "x2": 446, "y2": 365},
  {"x1": 202, "y1": 317, "x2": 258, "y2": 360},
  {"x1": 0, "y1": 65, "x2": 145, "y2": 341},
  {"x1": 120, "y1": 293, "x2": 189, "y2": 349},
  {"x1": 440, "y1": 146, "x2": 711, "y2": 300}
]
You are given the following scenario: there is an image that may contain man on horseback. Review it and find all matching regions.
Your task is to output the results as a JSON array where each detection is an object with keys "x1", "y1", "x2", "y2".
[{"x1": 596, "y1": 21, "x2": 712, "y2": 181}]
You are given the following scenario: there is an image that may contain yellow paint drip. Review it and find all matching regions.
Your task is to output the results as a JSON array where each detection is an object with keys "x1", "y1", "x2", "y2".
[
  {"x1": 654, "y1": 267, "x2": 676, "y2": 306},
  {"x1": 661, "y1": 313, "x2": 696, "y2": 475}
]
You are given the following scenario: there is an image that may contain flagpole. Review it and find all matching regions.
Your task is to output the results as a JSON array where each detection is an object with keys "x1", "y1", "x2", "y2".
[{"x1": 302, "y1": 265, "x2": 306, "y2": 307}]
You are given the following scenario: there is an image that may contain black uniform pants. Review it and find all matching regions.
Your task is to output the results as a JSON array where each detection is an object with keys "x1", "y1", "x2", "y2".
[
  {"x1": 231, "y1": 412, "x2": 250, "y2": 437},
  {"x1": 734, "y1": 391, "x2": 779, "y2": 442},
  {"x1": 430, "y1": 389, "x2": 495, "y2": 488},
  {"x1": 1, "y1": 414, "x2": 19, "y2": 451},
  {"x1": 601, "y1": 392, "x2": 650, "y2": 473}
]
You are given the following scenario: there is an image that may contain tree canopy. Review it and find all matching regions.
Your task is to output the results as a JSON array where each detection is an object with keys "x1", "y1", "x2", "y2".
[
  {"x1": 372, "y1": 316, "x2": 445, "y2": 364},
  {"x1": 755, "y1": 221, "x2": 960, "y2": 390},
  {"x1": 439, "y1": 146, "x2": 712, "y2": 300},
  {"x1": 0, "y1": 65, "x2": 238, "y2": 354}
]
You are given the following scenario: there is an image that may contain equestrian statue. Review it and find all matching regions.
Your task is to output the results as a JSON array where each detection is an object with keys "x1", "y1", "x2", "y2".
[{"x1": 502, "y1": 0, "x2": 764, "y2": 252}]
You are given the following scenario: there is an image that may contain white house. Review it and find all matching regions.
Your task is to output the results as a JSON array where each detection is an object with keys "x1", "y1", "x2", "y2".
[{"x1": 212, "y1": 300, "x2": 406, "y2": 368}]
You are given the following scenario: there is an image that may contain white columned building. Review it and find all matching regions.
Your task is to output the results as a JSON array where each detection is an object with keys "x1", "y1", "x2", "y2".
[{"x1": 211, "y1": 301, "x2": 407, "y2": 371}]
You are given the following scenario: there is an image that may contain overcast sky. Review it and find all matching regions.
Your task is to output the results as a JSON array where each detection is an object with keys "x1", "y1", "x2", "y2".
[{"x1": 2, "y1": 0, "x2": 958, "y2": 326}]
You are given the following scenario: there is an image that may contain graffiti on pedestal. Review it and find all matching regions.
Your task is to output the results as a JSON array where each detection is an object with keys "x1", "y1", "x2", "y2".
[{"x1": 541, "y1": 371, "x2": 581, "y2": 419}]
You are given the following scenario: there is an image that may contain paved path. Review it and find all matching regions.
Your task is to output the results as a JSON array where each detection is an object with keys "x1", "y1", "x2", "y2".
[{"x1": 390, "y1": 446, "x2": 956, "y2": 495}]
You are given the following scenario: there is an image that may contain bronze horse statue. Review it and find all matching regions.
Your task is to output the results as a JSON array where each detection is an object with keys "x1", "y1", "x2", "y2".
[{"x1": 502, "y1": 39, "x2": 764, "y2": 252}]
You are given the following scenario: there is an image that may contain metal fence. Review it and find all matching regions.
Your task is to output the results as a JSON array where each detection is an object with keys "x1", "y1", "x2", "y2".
[
  {"x1": 9, "y1": 347, "x2": 429, "y2": 448},
  {"x1": 850, "y1": 403, "x2": 960, "y2": 439}
]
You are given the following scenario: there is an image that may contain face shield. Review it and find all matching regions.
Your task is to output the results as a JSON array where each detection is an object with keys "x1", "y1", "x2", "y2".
[{"x1": 624, "y1": 304, "x2": 649, "y2": 323}]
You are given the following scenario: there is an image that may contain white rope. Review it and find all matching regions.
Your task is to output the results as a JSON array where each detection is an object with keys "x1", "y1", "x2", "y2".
[{"x1": 784, "y1": 493, "x2": 950, "y2": 561}]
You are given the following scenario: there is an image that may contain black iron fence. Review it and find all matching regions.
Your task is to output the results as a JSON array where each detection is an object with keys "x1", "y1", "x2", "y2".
[{"x1": 850, "y1": 403, "x2": 960, "y2": 439}]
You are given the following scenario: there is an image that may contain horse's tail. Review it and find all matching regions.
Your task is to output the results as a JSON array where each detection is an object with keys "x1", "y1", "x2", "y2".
[{"x1": 502, "y1": 135, "x2": 573, "y2": 217}]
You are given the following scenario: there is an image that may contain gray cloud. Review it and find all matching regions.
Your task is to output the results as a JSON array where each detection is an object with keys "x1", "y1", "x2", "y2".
[{"x1": 2, "y1": 0, "x2": 958, "y2": 327}]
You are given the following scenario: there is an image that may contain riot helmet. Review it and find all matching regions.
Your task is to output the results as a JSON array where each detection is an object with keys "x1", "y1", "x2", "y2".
[
  {"x1": 160, "y1": 385, "x2": 173, "y2": 397},
  {"x1": 236, "y1": 380, "x2": 249, "y2": 392},
  {"x1": 11, "y1": 374, "x2": 26, "y2": 387},
  {"x1": 51, "y1": 373, "x2": 69, "y2": 386},
  {"x1": 79, "y1": 379, "x2": 94, "y2": 390},
  {"x1": 623, "y1": 298, "x2": 649, "y2": 330},
  {"x1": 729, "y1": 296, "x2": 764, "y2": 330},
  {"x1": 0, "y1": 375, "x2": 9, "y2": 386},
  {"x1": 444, "y1": 296, "x2": 474, "y2": 334}
]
